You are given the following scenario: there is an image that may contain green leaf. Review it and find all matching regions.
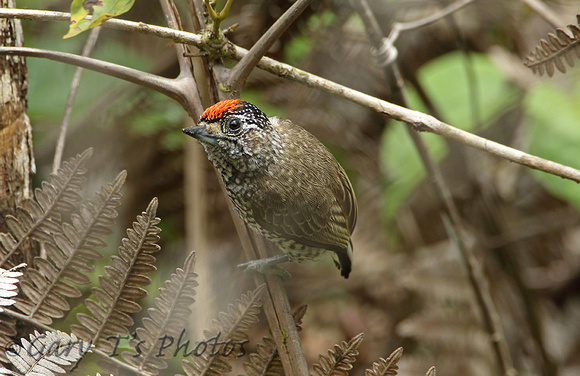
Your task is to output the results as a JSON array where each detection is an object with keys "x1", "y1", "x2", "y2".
[
  {"x1": 380, "y1": 51, "x2": 519, "y2": 224},
  {"x1": 380, "y1": 121, "x2": 446, "y2": 224},
  {"x1": 417, "y1": 51, "x2": 519, "y2": 130},
  {"x1": 64, "y1": 0, "x2": 135, "y2": 39},
  {"x1": 524, "y1": 81, "x2": 580, "y2": 208}
]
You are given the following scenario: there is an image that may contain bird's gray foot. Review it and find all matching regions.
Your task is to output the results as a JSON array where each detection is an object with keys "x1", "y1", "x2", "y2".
[{"x1": 237, "y1": 255, "x2": 291, "y2": 280}]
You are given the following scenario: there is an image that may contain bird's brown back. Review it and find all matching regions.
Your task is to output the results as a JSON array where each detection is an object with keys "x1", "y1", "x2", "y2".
[{"x1": 248, "y1": 117, "x2": 357, "y2": 254}]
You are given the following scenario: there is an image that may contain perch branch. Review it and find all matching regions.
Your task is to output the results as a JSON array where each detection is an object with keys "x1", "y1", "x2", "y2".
[
  {"x1": 158, "y1": 0, "x2": 204, "y2": 118},
  {"x1": 185, "y1": 1, "x2": 310, "y2": 373},
  {"x1": 226, "y1": 0, "x2": 313, "y2": 96}
]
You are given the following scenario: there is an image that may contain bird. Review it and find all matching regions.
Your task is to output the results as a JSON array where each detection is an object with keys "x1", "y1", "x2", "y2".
[{"x1": 183, "y1": 99, "x2": 357, "y2": 278}]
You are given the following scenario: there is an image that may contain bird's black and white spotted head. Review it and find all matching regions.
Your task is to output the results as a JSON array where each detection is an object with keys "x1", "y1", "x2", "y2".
[{"x1": 183, "y1": 99, "x2": 280, "y2": 173}]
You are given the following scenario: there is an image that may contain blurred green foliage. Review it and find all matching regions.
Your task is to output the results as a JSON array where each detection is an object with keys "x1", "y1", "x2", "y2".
[
  {"x1": 126, "y1": 91, "x2": 185, "y2": 150},
  {"x1": 525, "y1": 79, "x2": 580, "y2": 209},
  {"x1": 418, "y1": 51, "x2": 520, "y2": 130},
  {"x1": 284, "y1": 9, "x2": 335, "y2": 65},
  {"x1": 381, "y1": 51, "x2": 520, "y2": 223}
]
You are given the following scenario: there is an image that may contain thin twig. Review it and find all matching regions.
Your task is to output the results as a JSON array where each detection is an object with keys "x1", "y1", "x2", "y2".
[
  {"x1": 353, "y1": 1, "x2": 515, "y2": 374},
  {"x1": 226, "y1": 0, "x2": 313, "y2": 96},
  {"x1": 158, "y1": 0, "x2": 204, "y2": 118},
  {"x1": 520, "y1": 0, "x2": 566, "y2": 28},
  {"x1": 203, "y1": 0, "x2": 234, "y2": 35},
  {"x1": 1, "y1": 9, "x2": 580, "y2": 183},
  {"x1": 441, "y1": 215, "x2": 517, "y2": 376},
  {"x1": 52, "y1": 27, "x2": 101, "y2": 174},
  {"x1": 386, "y1": 0, "x2": 473, "y2": 44},
  {"x1": 0, "y1": 46, "x2": 200, "y2": 118}
]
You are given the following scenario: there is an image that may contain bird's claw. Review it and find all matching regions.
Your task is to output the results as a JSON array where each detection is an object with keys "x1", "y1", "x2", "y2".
[{"x1": 238, "y1": 260, "x2": 292, "y2": 280}]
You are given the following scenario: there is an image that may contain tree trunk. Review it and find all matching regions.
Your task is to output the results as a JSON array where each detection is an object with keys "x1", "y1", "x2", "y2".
[{"x1": 0, "y1": 0, "x2": 36, "y2": 265}]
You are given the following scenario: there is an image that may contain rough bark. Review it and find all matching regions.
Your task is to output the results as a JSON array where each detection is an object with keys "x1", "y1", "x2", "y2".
[{"x1": 0, "y1": 0, "x2": 35, "y2": 265}]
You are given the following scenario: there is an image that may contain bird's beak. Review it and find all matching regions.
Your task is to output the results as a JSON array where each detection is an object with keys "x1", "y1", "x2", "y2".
[{"x1": 182, "y1": 124, "x2": 219, "y2": 145}]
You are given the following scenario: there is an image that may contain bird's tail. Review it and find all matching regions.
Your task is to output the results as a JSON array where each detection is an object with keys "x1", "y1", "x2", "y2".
[{"x1": 333, "y1": 240, "x2": 353, "y2": 279}]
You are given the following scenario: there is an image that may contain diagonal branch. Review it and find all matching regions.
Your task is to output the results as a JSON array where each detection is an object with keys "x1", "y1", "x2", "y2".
[
  {"x1": 520, "y1": 0, "x2": 566, "y2": 28},
  {"x1": 226, "y1": 0, "x2": 313, "y2": 96},
  {"x1": 1, "y1": 9, "x2": 580, "y2": 183},
  {"x1": 0, "y1": 46, "x2": 199, "y2": 118},
  {"x1": 353, "y1": 1, "x2": 515, "y2": 375},
  {"x1": 158, "y1": 0, "x2": 204, "y2": 118}
]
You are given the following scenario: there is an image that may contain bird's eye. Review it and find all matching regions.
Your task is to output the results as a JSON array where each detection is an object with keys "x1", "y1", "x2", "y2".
[{"x1": 225, "y1": 118, "x2": 242, "y2": 134}]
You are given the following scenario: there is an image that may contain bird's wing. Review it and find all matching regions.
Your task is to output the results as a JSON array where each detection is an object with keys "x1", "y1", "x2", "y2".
[
  {"x1": 336, "y1": 167, "x2": 357, "y2": 235},
  {"x1": 250, "y1": 170, "x2": 351, "y2": 253}
]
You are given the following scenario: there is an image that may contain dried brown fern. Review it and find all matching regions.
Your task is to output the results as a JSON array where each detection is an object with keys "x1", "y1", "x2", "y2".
[
  {"x1": 0, "y1": 264, "x2": 25, "y2": 364},
  {"x1": 396, "y1": 241, "x2": 495, "y2": 376},
  {"x1": 242, "y1": 305, "x2": 306, "y2": 376},
  {"x1": 0, "y1": 264, "x2": 25, "y2": 312},
  {"x1": 243, "y1": 336, "x2": 283, "y2": 376},
  {"x1": 122, "y1": 251, "x2": 198, "y2": 375},
  {"x1": 71, "y1": 197, "x2": 161, "y2": 352},
  {"x1": 364, "y1": 347, "x2": 403, "y2": 376},
  {"x1": 0, "y1": 314, "x2": 17, "y2": 364},
  {"x1": 0, "y1": 148, "x2": 91, "y2": 268},
  {"x1": 6, "y1": 330, "x2": 92, "y2": 376},
  {"x1": 14, "y1": 170, "x2": 126, "y2": 325},
  {"x1": 311, "y1": 332, "x2": 364, "y2": 376},
  {"x1": 524, "y1": 15, "x2": 580, "y2": 77},
  {"x1": 182, "y1": 284, "x2": 265, "y2": 376}
]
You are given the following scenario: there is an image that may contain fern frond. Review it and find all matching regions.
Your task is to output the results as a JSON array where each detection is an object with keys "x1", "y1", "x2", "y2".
[
  {"x1": 243, "y1": 336, "x2": 283, "y2": 376},
  {"x1": 6, "y1": 330, "x2": 92, "y2": 376},
  {"x1": 14, "y1": 171, "x2": 126, "y2": 325},
  {"x1": 425, "y1": 366, "x2": 436, "y2": 376},
  {"x1": 242, "y1": 304, "x2": 307, "y2": 376},
  {"x1": 293, "y1": 304, "x2": 307, "y2": 332},
  {"x1": 311, "y1": 332, "x2": 364, "y2": 376},
  {"x1": 0, "y1": 366, "x2": 15, "y2": 375},
  {"x1": 0, "y1": 265, "x2": 24, "y2": 363},
  {"x1": 524, "y1": 18, "x2": 580, "y2": 77},
  {"x1": 121, "y1": 251, "x2": 198, "y2": 375},
  {"x1": 0, "y1": 148, "x2": 91, "y2": 268},
  {"x1": 364, "y1": 347, "x2": 403, "y2": 376},
  {"x1": 0, "y1": 263, "x2": 25, "y2": 312},
  {"x1": 0, "y1": 314, "x2": 17, "y2": 364},
  {"x1": 182, "y1": 284, "x2": 265, "y2": 376},
  {"x1": 0, "y1": 264, "x2": 25, "y2": 363},
  {"x1": 71, "y1": 198, "x2": 161, "y2": 353}
]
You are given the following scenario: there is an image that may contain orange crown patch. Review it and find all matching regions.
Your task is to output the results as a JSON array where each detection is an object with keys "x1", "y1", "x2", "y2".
[{"x1": 201, "y1": 99, "x2": 244, "y2": 121}]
